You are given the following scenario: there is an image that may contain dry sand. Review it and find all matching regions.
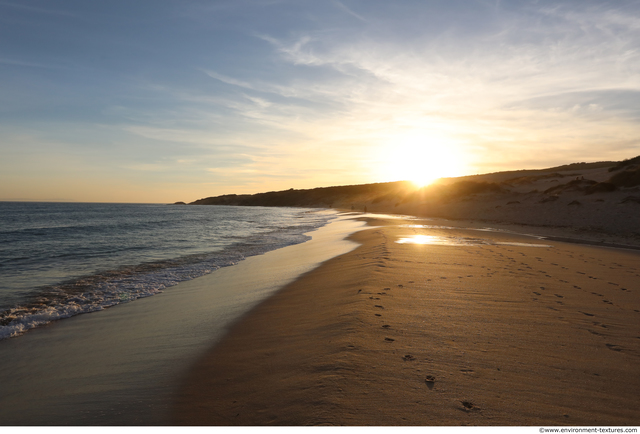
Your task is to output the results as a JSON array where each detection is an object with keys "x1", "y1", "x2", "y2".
[{"x1": 172, "y1": 216, "x2": 640, "y2": 426}]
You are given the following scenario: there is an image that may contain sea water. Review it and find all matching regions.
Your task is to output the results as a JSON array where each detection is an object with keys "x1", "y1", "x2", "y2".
[
  {"x1": 0, "y1": 202, "x2": 335, "y2": 340},
  {"x1": 0, "y1": 203, "x2": 364, "y2": 425}
]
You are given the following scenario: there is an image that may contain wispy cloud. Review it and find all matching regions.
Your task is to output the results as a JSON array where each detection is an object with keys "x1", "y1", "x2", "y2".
[
  {"x1": 1, "y1": 0, "x2": 638, "y2": 202},
  {"x1": 200, "y1": 69, "x2": 255, "y2": 90},
  {"x1": 0, "y1": 57, "x2": 62, "y2": 69},
  {"x1": 240, "y1": 0, "x2": 640, "y2": 174},
  {"x1": 332, "y1": 0, "x2": 368, "y2": 23},
  {"x1": 0, "y1": 1, "x2": 78, "y2": 17},
  {"x1": 160, "y1": 0, "x2": 640, "y2": 181},
  {"x1": 256, "y1": 33, "x2": 325, "y2": 66}
]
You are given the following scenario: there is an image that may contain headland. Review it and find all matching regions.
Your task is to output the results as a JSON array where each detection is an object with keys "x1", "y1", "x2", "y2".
[{"x1": 186, "y1": 156, "x2": 640, "y2": 248}]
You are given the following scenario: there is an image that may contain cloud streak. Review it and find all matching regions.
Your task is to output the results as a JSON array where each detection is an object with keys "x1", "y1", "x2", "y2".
[{"x1": 0, "y1": 0, "x2": 638, "y2": 202}]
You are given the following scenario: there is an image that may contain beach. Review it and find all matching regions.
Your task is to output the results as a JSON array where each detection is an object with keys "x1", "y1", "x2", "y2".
[
  {"x1": 4, "y1": 0, "x2": 640, "y2": 426},
  {"x1": 0, "y1": 214, "x2": 365, "y2": 425},
  {"x1": 173, "y1": 215, "x2": 640, "y2": 426}
]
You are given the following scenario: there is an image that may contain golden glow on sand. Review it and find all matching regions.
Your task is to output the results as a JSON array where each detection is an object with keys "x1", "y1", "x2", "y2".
[
  {"x1": 380, "y1": 133, "x2": 467, "y2": 187},
  {"x1": 396, "y1": 234, "x2": 552, "y2": 247}
]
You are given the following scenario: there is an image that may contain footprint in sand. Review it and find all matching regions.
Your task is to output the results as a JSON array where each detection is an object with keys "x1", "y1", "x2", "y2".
[
  {"x1": 369, "y1": 296, "x2": 380, "y2": 300},
  {"x1": 425, "y1": 376, "x2": 436, "y2": 389},
  {"x1": 554, "y1": 294, "x2": 564, "y2": 298},
  {"x1": 384, "y1": 337, "x2": 395, "y2": 342},
  {"x1": 374, "y1": 305, "x2": 384, "y2": 309},
  {"x1": 402, "y1": 354, "x2": 415, "y2": 361},
  {"x1": 606, "y1": 343, "x2": 623, "y2": 352},
  {"x1": 425, "y1": 375, "x2": 436, "y2": 383},
  {"x1": 461, "y1": 401, "x2": 478, "y2": 411},
  {"x1": 382, "y1": 324, "x2": 391, "y2": 328}
]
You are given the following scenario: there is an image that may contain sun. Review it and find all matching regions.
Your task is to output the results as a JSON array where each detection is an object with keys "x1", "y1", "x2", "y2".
[{"x1": 379, "y1": 133, "x2": 466, "y2": 187}]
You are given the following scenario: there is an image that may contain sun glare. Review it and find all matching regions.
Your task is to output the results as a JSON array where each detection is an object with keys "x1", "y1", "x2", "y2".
[{"x1": 379, "y1": 133, "x2": 466, "y2": 188}]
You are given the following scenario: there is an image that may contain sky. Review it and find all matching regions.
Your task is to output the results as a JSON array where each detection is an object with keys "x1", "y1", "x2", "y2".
[{"x1": 1, "y1": 0, "x2": 639, "y2": 203}]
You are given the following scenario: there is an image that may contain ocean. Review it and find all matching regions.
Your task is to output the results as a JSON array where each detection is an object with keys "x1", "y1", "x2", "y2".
[
  {"x1": 0, "y1": 202, "x2": 335, "y2": 340},
  {"x1": 0, "y1": 202, "x2": 365, "y2": 425}
]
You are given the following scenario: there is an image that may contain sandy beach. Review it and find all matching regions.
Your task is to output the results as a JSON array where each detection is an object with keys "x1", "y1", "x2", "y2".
[
  {"x1": 4, "y1": 0, "x2": 640, "y2": 426},
  {"x1": 0, "y1": 215, "x2": 365, "y2": 425},
  {"x1": 173, "y1": 215, "x2": 640, "y2": 426}
]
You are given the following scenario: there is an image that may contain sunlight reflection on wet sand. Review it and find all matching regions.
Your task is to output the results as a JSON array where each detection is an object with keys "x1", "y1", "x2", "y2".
[{"x1": 395, "y1": 234, "x2": 551, "y2": 248}]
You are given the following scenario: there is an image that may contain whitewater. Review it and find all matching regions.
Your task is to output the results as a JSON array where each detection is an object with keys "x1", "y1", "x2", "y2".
[{"x1": 0, "y1": 202, "x2": 334, "y2": 340}]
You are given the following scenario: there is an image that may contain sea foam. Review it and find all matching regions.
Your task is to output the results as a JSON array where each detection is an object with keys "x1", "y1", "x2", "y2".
[{"x1": 0, "y1": 204, "x2": 334, "y2": 340}]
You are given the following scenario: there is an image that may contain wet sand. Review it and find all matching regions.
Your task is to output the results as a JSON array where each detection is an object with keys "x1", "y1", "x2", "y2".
[
  {"x1": 173, "y1": 216, "x2": 640, "y2": 425},
  {"x1": 0, "y1": 216, "x2": 364, "y2": 425}
]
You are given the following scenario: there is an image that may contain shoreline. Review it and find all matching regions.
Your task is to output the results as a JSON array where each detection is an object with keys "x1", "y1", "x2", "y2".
[
  {"x1": 172, "y1": 215, "x2": 640, "y2": 425},
  {"x1": 430, "y1": 217, "x2": 640, "y2": 251},
  {"x1": 0, "y1": 215, "x2": 365, "y2": 425},
  {"x1": 344, "y1": 209, "x2": 640, "y2": 250}
]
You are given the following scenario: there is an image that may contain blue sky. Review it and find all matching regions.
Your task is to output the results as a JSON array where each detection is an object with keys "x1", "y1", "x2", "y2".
[{"x1": 1, "y1": 0, "x2": 639, "y2": 202}]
